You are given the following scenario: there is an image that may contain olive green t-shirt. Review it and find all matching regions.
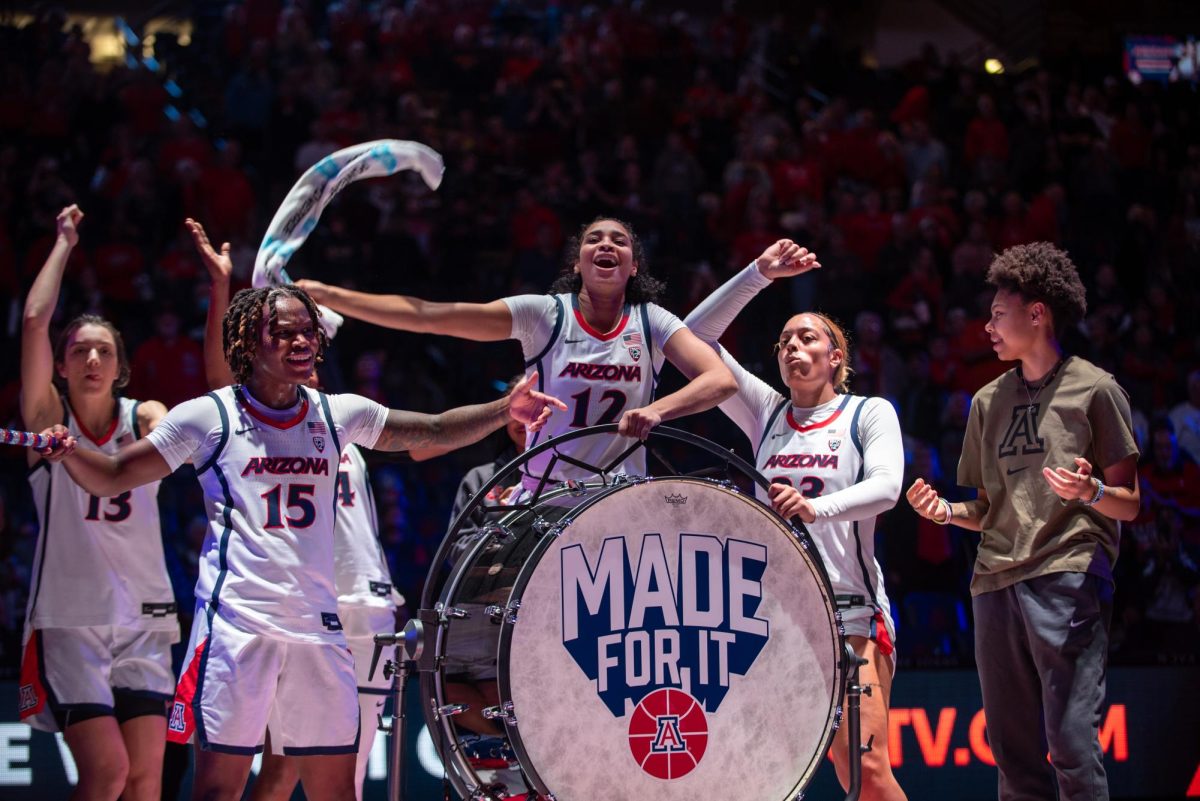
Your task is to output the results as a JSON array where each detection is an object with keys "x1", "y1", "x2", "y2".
[{"x1": 958, "y1": 356, "x2": 1139, "y2": 595}]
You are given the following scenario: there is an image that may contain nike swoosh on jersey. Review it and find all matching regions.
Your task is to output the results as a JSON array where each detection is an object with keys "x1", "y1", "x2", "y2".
[
  {"x1": 1006, "y1": 465, "x2": 1028, "y2": 475},
  {"x1": 235, "y1": 425, "x2": 257, "y2": 435},
  {"x1": 564, "y1": 338, "x2": 585, "y2": 343}
]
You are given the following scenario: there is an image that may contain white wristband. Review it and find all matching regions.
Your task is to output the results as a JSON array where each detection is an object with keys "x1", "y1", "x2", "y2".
[{"x1": 934, "y1": 497, "x2": 953, "y2": 525}]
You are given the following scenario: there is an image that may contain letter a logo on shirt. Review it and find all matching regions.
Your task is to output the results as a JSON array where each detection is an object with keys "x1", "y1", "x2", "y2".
[{"x1": 998, "y1": 404, "x2": 1045, "y2": 458}]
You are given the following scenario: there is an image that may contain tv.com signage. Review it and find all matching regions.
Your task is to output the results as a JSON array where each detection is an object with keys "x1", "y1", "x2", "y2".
[{"x1": 0, "y1": 668, "x2": 1197, "y2": 799}]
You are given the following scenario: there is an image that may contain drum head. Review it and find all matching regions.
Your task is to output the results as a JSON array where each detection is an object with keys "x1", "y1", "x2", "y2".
[{"x1": 500, "y1": 478, "x2": 841, "y2": 800}]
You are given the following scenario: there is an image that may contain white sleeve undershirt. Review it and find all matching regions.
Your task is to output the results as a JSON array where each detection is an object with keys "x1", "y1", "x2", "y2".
[{"x1": 808, "y1": 397, "x2": 904, "y2": 522}]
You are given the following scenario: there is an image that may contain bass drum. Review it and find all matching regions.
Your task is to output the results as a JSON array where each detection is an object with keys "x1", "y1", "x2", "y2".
[{"x1": 423, "y1": 474, "x2": 843, "y2": 801}]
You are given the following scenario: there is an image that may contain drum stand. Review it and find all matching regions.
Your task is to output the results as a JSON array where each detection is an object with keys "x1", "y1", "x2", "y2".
[
  {"x1": 841, "y1": 641, "x2": 872, "y2": 801},
  {"x1": 369, "y1": 609, "x2": 442, "y2": 801}
]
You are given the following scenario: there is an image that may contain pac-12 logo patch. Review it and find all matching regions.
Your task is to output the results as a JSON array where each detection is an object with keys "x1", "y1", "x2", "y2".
[
  {"x1": 627, "y1": 687, "x2": 708, "y2": 779},
  {"x1": 622, "y1": 331, "x2": 643, "y2": 361}
]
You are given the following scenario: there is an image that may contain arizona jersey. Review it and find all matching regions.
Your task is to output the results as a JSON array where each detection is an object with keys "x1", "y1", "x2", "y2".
[
  {"x1": 147, "y1": 386, "x2": 386, "y2": 643},
  {"x1": 26, "y1": 397, "x2": 177, "y2": 632},
  {"x1": 505, "y1": 293, "x2": 685, "y2": 486},
  {"x1": 752, "y1": 392, "x2": 901, "y2": 627},
  {"x1": 332, "y1": 445, "x2": 397, "y2": 609},
  {"x1": 683, "y1": 262, "x2": 904, "y2": 629}
]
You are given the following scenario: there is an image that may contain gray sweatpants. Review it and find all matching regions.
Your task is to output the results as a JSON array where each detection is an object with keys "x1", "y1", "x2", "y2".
[{"x1": 973, "y1": 571, "x2": 1113, "y2": 801}]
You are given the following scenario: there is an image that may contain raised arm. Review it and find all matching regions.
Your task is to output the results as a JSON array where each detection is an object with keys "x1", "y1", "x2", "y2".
[
  {"x1": 188, "y1": 218, "x2": 236, "y2": 388},
  {"x1": 40, "y1": 425, "x2": 173, "y2": 496},
  {"x1": 683, "y1": 239, "x2": 820, "y2": 345},
  {"x1": 295, "y1": 279, "x2": 514, "y2": 341},
  {"x1": 372, "y1": 372, "x2": 565, "y2": 452},
  {"x1": 21, "y1": 206, "x2": 82, "y2": 431}
]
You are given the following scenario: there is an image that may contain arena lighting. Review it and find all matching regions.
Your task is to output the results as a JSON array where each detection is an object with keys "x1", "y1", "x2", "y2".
[{"x1": 984, "y1": 58, "x2": 1005, "y2": 74}]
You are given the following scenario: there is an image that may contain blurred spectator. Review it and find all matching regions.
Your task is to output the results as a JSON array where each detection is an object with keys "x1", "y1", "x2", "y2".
[{"x1": 1170, "y1": 370, "x2": 1200, "y2": 465}]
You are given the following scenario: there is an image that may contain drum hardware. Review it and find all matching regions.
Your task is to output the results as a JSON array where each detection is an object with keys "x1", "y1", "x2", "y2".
[
  {"x1": 840, "y1": 641, "x2": 871, "y2": 801},
  {"x1": 483, "y1": 523, "x2": 514, "y2": 540},
  {"x1": 436, "y1": 703, "x2": 471, "y2": 719},
  {"x1": 443, "y1": 607, "x2": 471, "y2": 621},
  {"x1": 482, "y1": 701, "x2": 518, "y2": 725},
  {"x1": 369, "y1": 608, "x2": 442, "y2": 801},
  {"x1": 531, "y1": 516, "x2": 554, "y2": 535},
  {"x1": 485, "y1": 599, "x2": 521, "y2": 625},
  {"x1": 563, "y1": 479, "x2": 588, "y2": 496}
]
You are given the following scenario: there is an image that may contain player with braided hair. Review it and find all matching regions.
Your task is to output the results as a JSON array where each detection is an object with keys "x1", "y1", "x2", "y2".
[
  {"x1": 19, "y1": 205, "x2": 178, "y2": 801},
  {"x1": 38, "y1": 254, "x2": 564, "y2": 801},
  {"x1": 189, "y1": 218, "x2": 404, "y2": 801},
  {"x1": 222, "y1": 285, "x2": 329, "y2": 386},
  {"x1": 907, "y1": 243, "x2": 1140, "y2": 801}
]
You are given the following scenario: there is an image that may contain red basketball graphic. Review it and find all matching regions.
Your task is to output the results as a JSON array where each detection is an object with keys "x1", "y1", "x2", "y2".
[{"x1": 627, "y1": 688, "x2": 709, "y2": 780}]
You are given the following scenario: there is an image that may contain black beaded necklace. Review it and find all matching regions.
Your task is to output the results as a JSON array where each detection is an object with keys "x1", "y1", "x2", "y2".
[{"x1": 1017, "y1": 357, "x2": 1065, "y2": 414}]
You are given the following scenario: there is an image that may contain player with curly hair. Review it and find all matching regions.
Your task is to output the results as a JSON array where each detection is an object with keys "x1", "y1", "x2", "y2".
[
  {"x1": 907, "y1": 242, "x2": 1140, "y2": 801},
  {"x1": 295, "y1": 216, "x2": 737, "y2": 487}
]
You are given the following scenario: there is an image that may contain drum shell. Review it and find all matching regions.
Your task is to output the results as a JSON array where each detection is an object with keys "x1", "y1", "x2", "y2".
[{"x1": 428, "y1": 476, "x2": 844, "y2": 801}]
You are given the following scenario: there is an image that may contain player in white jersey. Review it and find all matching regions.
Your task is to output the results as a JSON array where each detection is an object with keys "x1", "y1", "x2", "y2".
[
  {"x1": 19, "y1": 205, "x2": 178, "y2": 801},
  {"x1": 296, "y1": 216, "x2": 736, "y2": 487},
  {"x1": 38, "y1": 282, "x2": 563, "y2": 801},
  {"x1": 684, "y1": 240, "x2": 908, "y2": 801},
  {"x1": 189, "y1": 219, "x2": 398, "y2": 801}
]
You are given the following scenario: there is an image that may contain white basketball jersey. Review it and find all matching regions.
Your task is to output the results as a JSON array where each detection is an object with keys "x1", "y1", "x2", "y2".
[
  {"x1": 520, "y1": 294, "x2": 666, "y2": 486},
  {"x1": 332, "y1": 445, "x2": 395, "y2": 609},
  {"x1": 26, "y1": 397, "x2": 177, "y2": 632},
  {"x1": 192, "y1": 386, "x2": 347, "y2": 643},
  {"x1": 754, "y1": 394, "x2": 893, "y2": 625}
]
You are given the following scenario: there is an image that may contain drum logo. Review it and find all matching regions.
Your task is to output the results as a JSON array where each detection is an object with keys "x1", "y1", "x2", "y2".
[{"x1": 560, "y1": 533, "x2": 769, "y2": 779}]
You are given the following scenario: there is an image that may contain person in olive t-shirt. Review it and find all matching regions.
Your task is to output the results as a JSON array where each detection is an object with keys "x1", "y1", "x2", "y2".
[{"x1": 906, "y1": 243, "x2": 1139, "y2": 801}]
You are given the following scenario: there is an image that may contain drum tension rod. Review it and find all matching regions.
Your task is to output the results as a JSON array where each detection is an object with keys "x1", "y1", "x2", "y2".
[
  {"x1": 485, "y1": 599, "x2": 521, "y2": 625},
  {"x1": 482, "y1": 701, "x2": 518, "y2": 726}
]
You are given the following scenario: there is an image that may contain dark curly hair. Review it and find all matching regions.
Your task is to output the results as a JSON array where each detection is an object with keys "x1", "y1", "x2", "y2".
[
  {"x1": 986, "y1": 243, "x2": 1088, "y2": 335},
  {"x1": 548, "y1": 216, "x2": 665, "y2": 304},
  {"x1": 53, "y1": 314, "x2": 131, "y2": 396},
  {"x1": 223, "y1": 285, "x2": 327, "y2": 384}
]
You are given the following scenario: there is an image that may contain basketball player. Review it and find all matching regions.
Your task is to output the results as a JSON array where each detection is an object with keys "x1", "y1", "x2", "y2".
[
  {"x1": 295, "y1": 216, "x2": 737, "y2": 488},
  {"x1": 19, "y1": 204, "x2": 179, "y2": 801},
  {"x1": 38, "y1": 284, "x2": 563, "y2": 801},
  {"x1": 189, "y1": 218, "x2": 399, "y2": 801},
  {"x1": 684, "y1": 240, "x2": 909, "y2": 801},
  {"x1": 907, "y1": 243, "x2": 1139, "y2": 801}
]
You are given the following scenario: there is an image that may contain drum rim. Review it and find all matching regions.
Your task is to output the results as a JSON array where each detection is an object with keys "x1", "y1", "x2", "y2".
[
  {"x1": 496, "y1": 475, "x2": 844, "y2": 800},
  {"x1": 422, "y1": 424, "x2": 835, "y2": 610}
]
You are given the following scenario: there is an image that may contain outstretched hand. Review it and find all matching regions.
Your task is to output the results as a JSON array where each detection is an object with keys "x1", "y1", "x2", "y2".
[
  {"x1": 186, "y1": 218, "x2": 232, "y2": 284},
  {"x1": 1043, "y1": 456, "x2": 1098, "y2": 502},
  {"x1": 57, "y1": 205, "x2": 84, "y2": 247},
  {"x1": 755, "y1": 239, "x2": 821, "y2": 280},
  {"x1": 507, "y1": 372, "x2": 567, "y2": 433}
]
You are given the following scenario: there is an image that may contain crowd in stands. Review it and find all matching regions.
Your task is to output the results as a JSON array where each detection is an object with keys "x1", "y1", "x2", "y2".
[{"x1": 1, "y1": 0, "x2": 1198, "y2": 674}]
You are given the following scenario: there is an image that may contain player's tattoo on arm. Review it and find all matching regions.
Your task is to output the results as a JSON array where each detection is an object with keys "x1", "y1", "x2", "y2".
[{"x1": 375, "y1": 401, "x2": 507, "y2": 453}]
